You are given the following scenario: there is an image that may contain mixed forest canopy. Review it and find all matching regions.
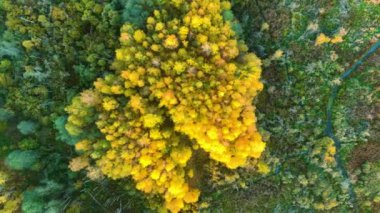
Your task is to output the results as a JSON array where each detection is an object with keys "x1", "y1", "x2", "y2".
[{"x1": 0, "y1": 0, "x2": 379, "y2": 212}]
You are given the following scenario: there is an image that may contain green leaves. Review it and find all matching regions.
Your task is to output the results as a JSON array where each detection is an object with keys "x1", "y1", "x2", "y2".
[
  {"x1": 0, "y1": 108, "x2": 14, "y2": 121},
  {"x1": 0, "y1": 40, "x2": 21, "y2": 58},
  {"x1": 54, "y1": 116, "x2": 80, "y2": 145},
  {"x1": 17, "y1": 120, "x2": 38, "y2": 135},
  {"x1": 121, "y1": 0, "x2": 160, "y2": 28},
  {"x1": 5, "y1": 150, "x2": 39, "y2": 170},
  {"x1": 22, "y1": 180, "x2": 65, "y2": 213}
]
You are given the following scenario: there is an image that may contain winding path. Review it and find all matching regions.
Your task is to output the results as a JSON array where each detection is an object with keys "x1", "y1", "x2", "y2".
[{"x1": 324, "y1": 41, "x2": 380, "y2": 209}]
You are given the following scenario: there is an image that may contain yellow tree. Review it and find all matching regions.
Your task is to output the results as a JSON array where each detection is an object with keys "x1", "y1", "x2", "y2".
[{"x1": 66, "y1": 0, "x2": 265, "y2": 212}]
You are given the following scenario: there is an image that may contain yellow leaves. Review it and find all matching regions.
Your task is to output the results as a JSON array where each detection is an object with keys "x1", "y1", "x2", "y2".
[
  {"x1": 170, "y1": 0, "x2": 184, "y2": 8},
  {"x1": 315, "y1": 33, "x2": 344, "y2": 46},
  {"x1": 141, "y1": 114, "x2": 163, "y2": 128},
  {"x1": 261, "y1": 22, "x2": 270, "y2": 31},
  {"x1": 195, "y1": 81, "x2": 203, "y2": 88},
  {"x1": 324, "y1": 155, "x2": 335, "y2": 163},
  {"x1": 165, "y1": 160, "x2": 176, "y2": 172},
  {"x1": 197, "y1": 34, "x2": 208, "y2": 44},
  {"x1": 231, "y1": 100, "x2": 242, "y2": 109},
  {"x1": 271, "y1": 49, "x2": 284, "y2": 60},
  {"x1": 244, "y1": 53, "x2": 262, "y2": 68},
  {"x1": 37, "y1": 14, "x2": 47, "y2": 23},
  {"x1": 75, "y1": 139, "x2": 91, "y2": 152},
  {"x1": 0, "y1": 195, "x2": 7, "y2": 204},
  {"x1": 327, "y1": 144, "x2": 336, "y2": 155},
  {"x1": 133, "y1": 30, "x2": 146, "y2": 43},
  {"x1": 226, "y1": 156, "x2": 246, "y2": 169},
  {"x1": 110, "y1": 85, "x2": 123, "y2": 94},
  {"x1": 190, "y1": 15, "x2": 202, "y2": 30},
  {"x1": 22, "y1": 40, "x2": 34, "y2": 50},
  {"x1": 0, "y1": 171, "x2": 8, "y2": 185},
  {"x1": 210, "y1": 143, "x2": 227, "y2": 155},
  {"x1": 184, "y1": 189, "x2": 200, "y2": 203},
  {"x1": 147, "y1": 17, "x2": 155, "y2": 25},
  {"x1": 187, "y1": 169, "x2": 194, "y2": 178},
  {"x1": 331, "y1": 35, "x2": 343, "y2": 44},
  {"x1": 324, "y1": 139, "x2": 337, "y2": 164},
  {"x1": 150, "y1": 129, "x2": 162, "y2": 140},
  {"x1": 170, "y1": 147, "x2": 192, "y2": 166},
  {"x1": 314, "y1": 200, "x2": 339, "y2": 210},
  {"x1": 207, "y1": 127, "x2": 219, "y2": 140},
  {"x1": 94, "y1": 78, "x2": 112, "y2": 94},
  {"x1": 366, "y1": 0, "x2": 380, "y2": 4},
  {"x1": 225, "y1": 63, "x2": 237, "y2": 73},
  {"x1": 168, "y1": 177, "x2": 187, "y2": 196},
  {"x1": 221, "y1": 40, "x2": 240, "y2": 59},
  {"x1": 115, "y1": 49, "x2": 123, "y2": 60},
  {"x1": 164, "y1": 34, "x2": 179, "y2": 49},
  {"x1": 155, "y1": 22, "x2": 165, "y2": 31},
  {"x1": 250, "y1": 141, "x2": 266, "y2": 156},
  {"x1": 151, "y1": 44, "x2": 160, "y2": 52},
  {"x1": 136, "y1": 178, "x2": 154, "y2": 193},
  {"x1": 315, "y1": 33, "x2": 331, "y2": 45},
  {"x1": 121, "y1": 70, "x2": 138, "y2": 82},
  {"x1": 65, "y1": 0, "x2": 266, "y2": 212},
  {"x1": 150, "y1": 169, "x2": 161, "y2": 180},
  {"x1": 121, "y1": 70, "x2": 145, "y2": 87},
  {"x1": 69, "y1": 156, "x2": 89, "y2": 172},
  {"x1": 257, "y1": 161, "x2": 270, "y2": 175},
  {"x1": 178, "y1": 26, "x2": 189, "y2": 40},
  {"x1": 160, "y1": 90, "x2": 178, "y2": 107},
  {"x1": 312, "y1": 137, "x2": 337, "y2": 165},
  {"x1": 173, "y1": 62, "x2": 186, "y2": 74},
  {"x1": 102, "y1": 97, "x2": 118, "y2": 111},
  {"x1": 51, "y1": 6, "x2": 66, "y2": 21},
  {"x1": 129, "y1": 95, "x2": 144, "y2": 112},
  {"x1": 120, "y1": 32, "x2": 131, "y2": 42},
  {"x1": 153, "y1": 10, "x2": 161, "y2": 18},
  {"x1": 106, "y1": 150, "x2": 117, "y2": 160},
  {"x1": 65, "y1": 123, "x2": 82, "y2": 136},
  {"x1": 86, "y1": 166, "x2": 103, "y2": 181},
  {"x1": 0, "y1": 195, "x2": 21, "y2": 213},
  {"x1": 65, "y1": 96, "x2": 95, "y2": 135},
  {"x1": 220, "y1": 1, "x2": 231, "y2": 10},
  {"x1": 139, "y1": 155, "x2": 153, "y2": 167},
  {"x1": 80, "y1": 90, "x2": 100, "y2": 106},
  {"x1": 165, "y1": 198, "x2": 184, "y2": 213},
  {"x1": 0, "y1": 73, "x2": 12, "y2": 87}
]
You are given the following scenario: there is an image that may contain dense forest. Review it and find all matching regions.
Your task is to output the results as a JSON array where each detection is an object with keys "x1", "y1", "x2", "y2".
[{"x1": 0, "y1": 0, "x2": 379, "y2": 212}]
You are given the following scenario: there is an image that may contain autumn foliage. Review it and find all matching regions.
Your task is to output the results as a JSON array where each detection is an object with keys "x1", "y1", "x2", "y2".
[{"x1": 65, "y1": 0, "x2": 264, "y2": 211}]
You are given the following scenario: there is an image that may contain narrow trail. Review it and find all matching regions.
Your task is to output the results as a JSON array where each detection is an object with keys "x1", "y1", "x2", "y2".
[
  {"x1": 234, "y1": 2, "x2": 379, "y2": 209},
  {"x1": 324, "y1": 41, "x2": 380, "y2": 209}
]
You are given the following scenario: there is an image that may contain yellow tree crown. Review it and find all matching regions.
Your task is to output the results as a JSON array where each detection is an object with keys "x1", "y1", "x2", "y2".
[{"x1": 66, "y1": 0, "x2": 265, "y2": 212}]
